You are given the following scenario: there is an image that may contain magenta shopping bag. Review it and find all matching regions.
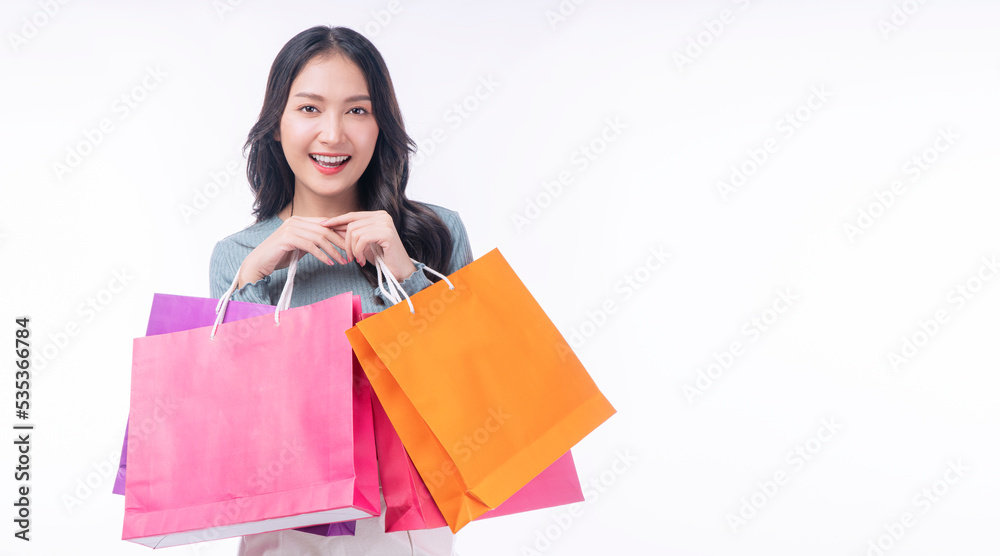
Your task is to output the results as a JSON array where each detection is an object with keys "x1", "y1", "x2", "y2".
[
  {"x1": 122, "y1": 256, "x2": 377, "y2": 547},
  {"x1": 375, "y1": 391, "x2": 584, "y2": 532},
  {"x1": 292, "y1": 308, "x2": 377, "y2": 539},
  {"x1": 360, "y1": 313, "x2": 585, "y2": 533}
]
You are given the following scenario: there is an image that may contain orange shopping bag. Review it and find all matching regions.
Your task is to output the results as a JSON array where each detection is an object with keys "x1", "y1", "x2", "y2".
[{"x1": 346, "y1": 248, "x2": 615, "y2": 532}]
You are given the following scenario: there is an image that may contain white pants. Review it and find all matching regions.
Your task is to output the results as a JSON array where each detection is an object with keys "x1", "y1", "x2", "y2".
[{"x1": 236, "y1": 495, "x2": 455, "y2": 556}]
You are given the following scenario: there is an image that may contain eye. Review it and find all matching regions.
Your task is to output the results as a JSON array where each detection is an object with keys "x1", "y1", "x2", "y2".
[
  {"x1": 348, "y1": 107, "x2": 369, "y2": 115},
  {"x1": 297, "y1": 105, "x2": 319, "y2": 113}
]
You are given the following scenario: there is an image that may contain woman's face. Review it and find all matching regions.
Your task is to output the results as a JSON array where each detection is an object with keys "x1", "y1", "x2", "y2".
[{"x1": 276, "y1": 53, "x2": 379, "y2": 207}]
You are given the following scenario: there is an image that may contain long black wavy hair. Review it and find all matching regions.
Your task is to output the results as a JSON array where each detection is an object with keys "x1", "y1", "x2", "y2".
[{"x1": 243, "y1": 25, "x2": 453, "y2": 294}]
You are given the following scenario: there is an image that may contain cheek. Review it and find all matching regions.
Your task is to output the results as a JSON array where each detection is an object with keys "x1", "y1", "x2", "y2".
[
  {"x1": 355, "y1": 122, "x2": 380, "y2": 155},
  {"x1": 280, "y1": 115, "x2": 311, "y2": 145}
]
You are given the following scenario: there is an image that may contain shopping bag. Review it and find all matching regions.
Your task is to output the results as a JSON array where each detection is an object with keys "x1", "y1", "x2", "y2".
[
  {"x1": 369, "y1": 367, "x2": 584, "y2": 532},
  {"x1": 123, "y1": 254, "x2": 378, "y2": 547},
  {"x1": 116, "y1": 292, "x2": 366, "y2": 538},
  {"x1": 113, "y1": 295, "x2": 275, "y2": 495},
  {"x1": 289, "y1": 295, "x2": 380, "y2": 538},
  {"x1": 346, "y1": 248, "x2": 615, "y2": 532},
  {"x1": 294, "y1": 521, "x2": 356, "y2": 537},
  {"x1": 113, "y1": 425, "x2": 127, "y2": 496},
  {"x1": 361, "y1": 322, "x2": 445, "y2": 531},
  {"x1": 359, "y1": 309, "x2": 584, "y2": 534}
]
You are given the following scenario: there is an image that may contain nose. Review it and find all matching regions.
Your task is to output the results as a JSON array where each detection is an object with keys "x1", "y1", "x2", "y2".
[{"x1": 319, "y1": 113, "x2": 345, "y2": 145}]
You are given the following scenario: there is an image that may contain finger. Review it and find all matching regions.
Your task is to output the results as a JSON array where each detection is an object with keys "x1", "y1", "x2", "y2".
[
  {"x1": 345, "y1": 223, "x2": 369, "y2": 266},
  {"x1": 317, "y1": 226, "x2": 349, "y2": 259},
  {"x1": 286, "y1": 215, "x2": 348, "y2": 237},
  {"x1": 349, "y1": 224, "x2": 385, "y2": 268},
  {"x1": 293, "y1": 235, "x2": 338, "y2": 267},
  {"x1": 320, "y1": 212, "x2": 363, "y2": 227},
  {"x1": 289, "y1": 220, "x2": 349, "y2": 263},
  {"x1": 281, "y1": 227, "x2": 338, "y2": 266},
  {"x1": 302, "y1": 230, "x2": 348, "y2": 265},
  {"x1": 293, "y1": 216, "x2": 335, "y2": 224},
  {"x1": 341, "y1": 225, "x2": 354, "y2": 264}
]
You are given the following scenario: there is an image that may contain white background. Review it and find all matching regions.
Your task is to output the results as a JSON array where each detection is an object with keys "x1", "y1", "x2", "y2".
[{"x1": 2, "y1": 0, "x2": 999, "y2": 555}]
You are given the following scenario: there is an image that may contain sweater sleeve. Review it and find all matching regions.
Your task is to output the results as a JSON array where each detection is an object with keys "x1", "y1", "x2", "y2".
[
  {"x1": 373, "y1": 209, "x2": 474, "y2": 304},
  {"x1": 209, "y1": 239, "x2": 274, "y2": 305},
  {"x1": 445, "y1": 210, "x2": 474, "y2": 273}
]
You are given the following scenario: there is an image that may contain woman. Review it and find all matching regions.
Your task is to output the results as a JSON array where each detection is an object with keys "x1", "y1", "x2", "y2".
[{"x1": 209, "y1": 25, "x2": 471, "y2": 555}]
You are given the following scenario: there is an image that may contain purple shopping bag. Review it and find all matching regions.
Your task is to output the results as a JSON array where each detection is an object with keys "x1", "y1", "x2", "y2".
[
  {"x1": 295, "y1": 521, "x2": 357, "y2": 536},
  {"x1": 115, "y1": 293, "x2": 358, "y2": 538}
]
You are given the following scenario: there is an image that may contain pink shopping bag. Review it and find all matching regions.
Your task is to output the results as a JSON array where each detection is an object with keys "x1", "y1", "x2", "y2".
[
  {"x1": 122, "y1": 255, "x2": 378, "y2": 547},
  {"x1": 360, "y1": 313, "x2": 585, "y2": 533},
  {"x1": 116, "y1": 293, "x2": 367, "y2": 538},
  {"x1": 114, "y1": 294, "x2": 275, "y2": 495}
]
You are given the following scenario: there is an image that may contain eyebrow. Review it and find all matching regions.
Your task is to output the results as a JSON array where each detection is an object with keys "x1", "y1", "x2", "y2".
[{"x1": 292, "y1": 92, "x2": 371, "y2": 103}]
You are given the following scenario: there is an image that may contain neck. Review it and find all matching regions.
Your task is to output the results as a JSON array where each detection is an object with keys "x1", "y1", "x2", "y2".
[{"x1": 281, "y1": 181, "x2": 362, "y2": 220}]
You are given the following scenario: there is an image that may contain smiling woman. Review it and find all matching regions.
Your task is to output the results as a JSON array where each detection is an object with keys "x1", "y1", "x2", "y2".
[
  {"x1": 227, "y1": 25, "x2": 463, "y2": 304},
  {"x1": 207, "y1": 25, "x2": 473, "y2": 556}
]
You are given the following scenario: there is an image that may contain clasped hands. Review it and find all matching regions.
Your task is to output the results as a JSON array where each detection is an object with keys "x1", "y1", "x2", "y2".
[{"x1": 237, "y1": 210, "x2": 417, "y2": 289}]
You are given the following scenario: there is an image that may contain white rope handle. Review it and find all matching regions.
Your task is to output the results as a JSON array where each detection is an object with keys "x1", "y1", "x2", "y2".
[
  {"x1": 211, "y1": 249, "x2": 300, "y2": 339},
  {"x1": 376, "y1": 255, "x2": 411, "y2": 312},
  {"x1": 372, "y1": 246, "x2": 453, "y2": 314},
  {"x1": 374, "y1": 253, "x2": 401, "y2": 305}
]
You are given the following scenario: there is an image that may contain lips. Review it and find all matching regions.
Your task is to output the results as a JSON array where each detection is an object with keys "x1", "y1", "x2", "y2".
[
  {"x1": 309, "y1": 153, "x2": 350, "y2": 175},
  {"x1": 309, "y1": 154, "x2": 350, "y2": 168}
]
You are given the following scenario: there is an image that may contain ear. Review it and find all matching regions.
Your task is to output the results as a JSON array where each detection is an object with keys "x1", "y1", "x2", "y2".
[{"x1": 272, "y1": 128, "x2": 280, "y2": 142}]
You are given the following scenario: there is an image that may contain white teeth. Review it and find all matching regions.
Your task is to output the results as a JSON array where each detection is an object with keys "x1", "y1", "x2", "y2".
[{"x1": 310, "y1": 154, "x2": 349, "y2": 165}]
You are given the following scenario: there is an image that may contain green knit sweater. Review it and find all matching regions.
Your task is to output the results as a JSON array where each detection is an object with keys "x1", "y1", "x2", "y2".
[{"x1": 209, "y1": 202, "x2": 473, "y2": 314}]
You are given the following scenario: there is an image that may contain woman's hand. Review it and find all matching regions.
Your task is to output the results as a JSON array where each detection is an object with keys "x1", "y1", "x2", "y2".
[
  {"x1": 321, "y1": 210, "x2": 418, "y2": 282},
  {"x1": 238, "y1": 216, "x2": 349, "y2": 288}
]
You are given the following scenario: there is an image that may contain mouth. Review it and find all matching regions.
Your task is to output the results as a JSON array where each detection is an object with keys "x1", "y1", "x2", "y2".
[{"x1": 309, "y1": 154, "x2": 351, "y2": 168}]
